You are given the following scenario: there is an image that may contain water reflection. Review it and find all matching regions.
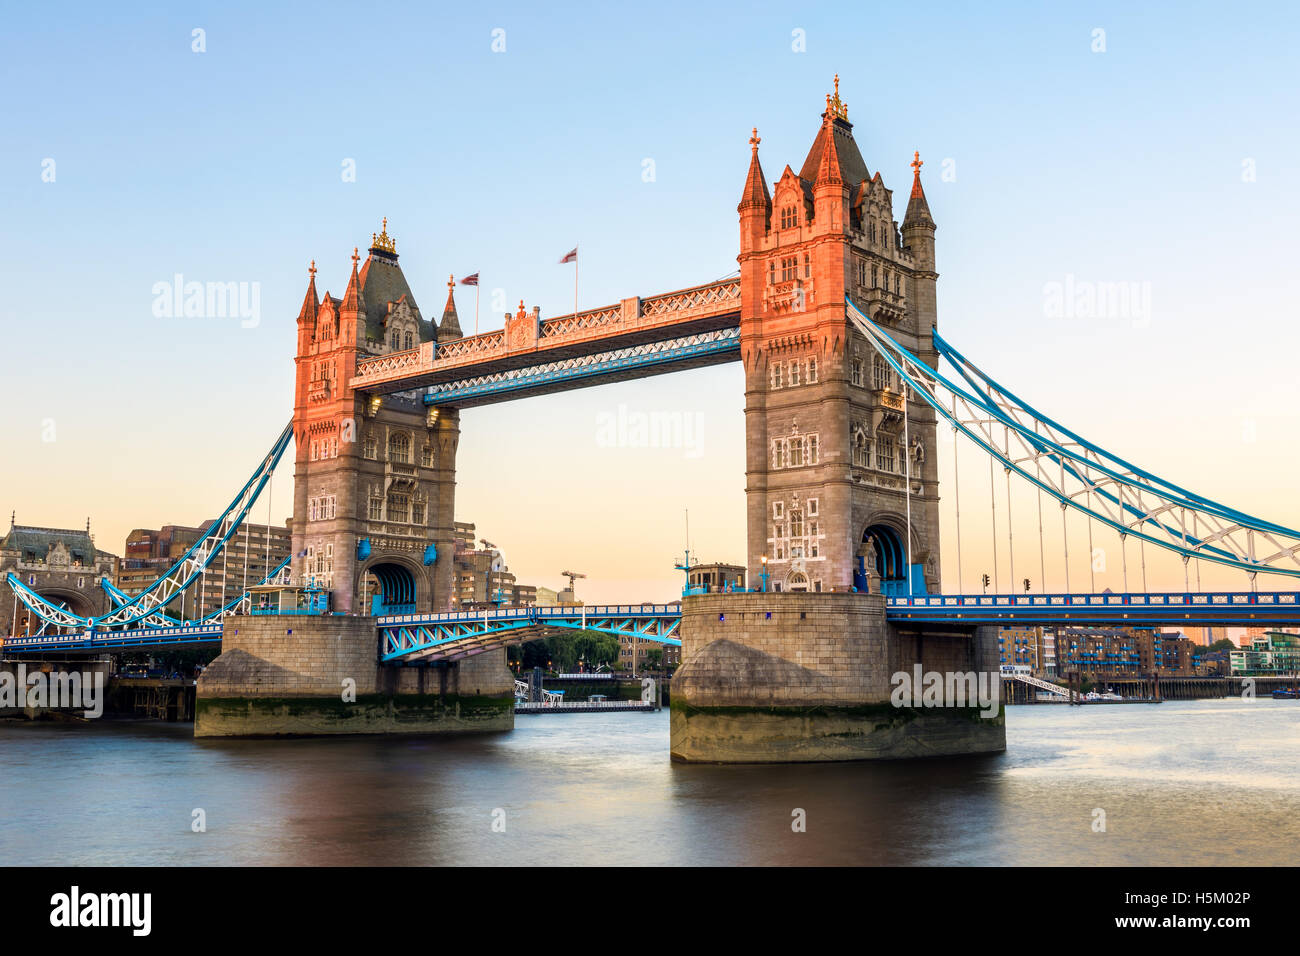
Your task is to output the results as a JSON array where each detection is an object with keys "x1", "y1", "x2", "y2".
[{"x1": 1, "y1": 699, "x2": 1297, "y2": 865}]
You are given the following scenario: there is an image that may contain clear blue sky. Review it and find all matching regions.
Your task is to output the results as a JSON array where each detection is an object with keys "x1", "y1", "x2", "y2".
[{"x1": 2, "y1": 1, "x2": 1297, "y2": 599}]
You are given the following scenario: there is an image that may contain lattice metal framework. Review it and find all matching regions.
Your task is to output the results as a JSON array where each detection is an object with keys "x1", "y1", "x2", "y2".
[{"x1": 846, "y1": 297, "x2": 1300, "y2": 583}]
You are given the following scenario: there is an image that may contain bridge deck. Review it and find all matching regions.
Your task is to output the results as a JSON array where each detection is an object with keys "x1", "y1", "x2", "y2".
[
  {"x1": 6, "y1": 591, "x2": 1296, "y2": 657},
  {"x1": 349, "y1": 278, "x2": 740, "y2": 397}
]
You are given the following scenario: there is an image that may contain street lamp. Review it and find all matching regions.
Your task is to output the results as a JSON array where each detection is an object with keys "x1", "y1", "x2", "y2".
[{"x1": 760, "y1": 555, "x2": 769, "y2": 593}]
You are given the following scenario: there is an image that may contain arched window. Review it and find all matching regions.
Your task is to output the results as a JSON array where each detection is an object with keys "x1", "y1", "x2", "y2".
[
  {"x1": 853, "y1": 429, "x2": 870, "y2": 467},
  {"x1": 390, "y1": 331, "x2": 400, "y2": 350},
  {"x1": 404, "y1": 330, "x2": 413, "y2": 350},
  {"x1": 388, "y1": 432, "x2": 410, "y2": 463}
]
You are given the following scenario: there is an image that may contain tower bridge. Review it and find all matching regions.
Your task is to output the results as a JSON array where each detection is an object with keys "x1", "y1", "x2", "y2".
[{"x1": 7, "y1": 78, "x2": 1300, "y2": 759}]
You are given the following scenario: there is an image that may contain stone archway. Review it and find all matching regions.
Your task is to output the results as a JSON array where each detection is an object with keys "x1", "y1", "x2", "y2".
[
  {"x1": 857, "y1": 522, "x2": 911, "y2": 595},
  {"x1": 355, "y1": 552, "x2": 431, "y2": 617}
]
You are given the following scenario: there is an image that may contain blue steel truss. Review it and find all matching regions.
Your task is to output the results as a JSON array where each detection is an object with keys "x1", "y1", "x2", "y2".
[
  {"x1": 886, "y1": 590, "x2": 1300, "y2": 627},
  {"x1": 100, "y1": 555, "x2": 292, "y2": 628},
  {"x1": 5, "y1": 420, "x2": 294, "y2": 630},
  {"x1": 379, "y1": 605, "x2": 683, "y2": 663},
  {"x1": 422, "y1": 328, "x2": 740, "y2": 406},
  {"x1": 4, "y1": 621, "x2": 224, "y2": 654},
  {"x1": 846, "y1": 298, "x2": 1300, "y2": 583}
]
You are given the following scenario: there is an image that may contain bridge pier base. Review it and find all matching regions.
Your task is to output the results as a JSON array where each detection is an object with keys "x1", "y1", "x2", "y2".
[
  {"x1": 194, "y1": 616, "x2": 514, "y2": 737},
  {"x1": 669, "y1": 593, "x2": 1005, "y2": 763}
]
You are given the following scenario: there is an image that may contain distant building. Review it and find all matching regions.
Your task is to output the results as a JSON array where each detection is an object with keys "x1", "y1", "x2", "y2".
[
  {"x1": 1047, "y1": 626, "x2": 1210, "y2": 678},
  {"x1": 687, "y1": 562, "x2": 747, "y2": 593},
  {"x1": 450, "y1": 521, "x2": 540, "y2": 607},
  {"x1": 0, "y1": 518, "x2": 118, "y2": 637},
  {"x1": 998, "y1": 626, "x2": 1045, "y2": 673},
  {"x1": 118, "y1": 520, "x2": 291, "y2": 617},
  {"x1": 1231, "y1": 632, "x2": 1300, "y2": 676}
]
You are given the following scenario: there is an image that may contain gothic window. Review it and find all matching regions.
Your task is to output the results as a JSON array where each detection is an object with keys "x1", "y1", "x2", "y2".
[
  {"x1": 851, "y1": 360, "x2": 863, "y2": 387},
  {"x1": 774, "y1": 523, "x2": 784, "y2": 539},
  {"x1": 310, "y1": 441, "x2": 317, "y2": 461},
  {"x1": 770, "y1": 363, "x2": 784, "y2": 389},
  {"x1": 780, "y1": 206, "x2": 797, "y2": 230},
  {"x1": 769, "y1": 261, "x2": 776, "y2": 286},
  {"x1": 421, "y1": 445, "x2": 434, "y2": 467},
  {"x1": 789, "y1": 438, "x2": 804, "y2": 467},
  {"x1": 894, "y1": 274, "x2": 900, "y2": 294},
  {"x1": 790, "y1": 512, "x2": 803, "y2": 537},
  {"x1": 404, "y1": 330, "x2": 413, "y2": 350},
  {"x1": 872, "y1": 265, "x2": 878, "y2": 288},
  {"x1": 873, "y1": 354, "x2": 891, "y2": 391},
  {"x1": 773, "y1": 502, "x2": 784, "y2": 519},
  {"x1": 877, "y1": 434, "x2": 896, "y2": 472},
  {"x1": 869, "y1": 221, "x2": 876, "y2": 243},
  {"x1": 368, "y1": 496, "x2": 383, "y2": 521},
  {"x1": 363, "y1": 433, "x2": 377, "y2": 460},
  {"x1": 803, "y1": 253, "x2": 811, "y2": 278},
  {"x1": 856, "y1": 259, "x2": 867, "y2": 287},
  {"x1": 781, "y1": 257, "x2": 797, "y2": 282},
  {"x1": 772, "y1": 440, "x2": 786, "y2": 469},
  {"x1": 807, "y1": 434, "x2": 819, "y2": 464},
  {"x1": 411, "y1": 500, "x2": 426, "y2": 525},
  {"x1": 388, "y1": 432, "x2": 411, "y2": 463},
  {"x1": 853, "y1": 429, "x2": 870, "y2": 467},
  {"x1": 390, "y1": 331, "x2": 400, "y2": 351},
  {"x1": 387, "y1": 492, "x2": 409, "y2": 523},
  {"x1": 808, "y1": 499, "x2": 818, "y2": 516},
  {"x1": 789, "y1": 361, "x2": 801, "y2": 387}
]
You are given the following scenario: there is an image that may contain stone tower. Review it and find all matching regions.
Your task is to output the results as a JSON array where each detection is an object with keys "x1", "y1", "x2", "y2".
[
  {"x1": 290, "y1": 221, "x2": 460, "y2": 614},
  {"x1": 738, "y1": 78, "x2": 941, "y2": 595}
]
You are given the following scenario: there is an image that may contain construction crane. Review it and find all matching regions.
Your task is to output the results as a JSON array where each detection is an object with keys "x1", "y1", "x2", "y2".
[
  {"x1": 559, "y1": 570, "x2": 587, "y2": 604},
  {"x1": 480, "y1": 539, "x2": 497, "y2": 550}
]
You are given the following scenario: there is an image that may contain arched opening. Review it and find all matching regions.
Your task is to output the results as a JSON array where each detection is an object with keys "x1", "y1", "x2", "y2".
[
  {"x1": 363, "y1": 562, "x2": 417, "y2": 616},
  {"x1": 858, "y1": 524, "x2": 910, "y2": 596},
  {"x1": 788, "y1": 572, "x2": 809, "y2": 592}
]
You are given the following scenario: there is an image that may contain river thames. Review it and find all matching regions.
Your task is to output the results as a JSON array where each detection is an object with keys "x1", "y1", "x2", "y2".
[{"x1": 2, "y1": 698, "x2": 1297, "y2": 866}]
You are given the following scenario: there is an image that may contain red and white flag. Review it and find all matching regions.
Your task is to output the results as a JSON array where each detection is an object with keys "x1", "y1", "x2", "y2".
[
  {"x1": 558, "y1": 247, "x2": 578, "y2": 264},
  {"x1": 460, "y1": 273, "x2": 479, "y2": 286}
]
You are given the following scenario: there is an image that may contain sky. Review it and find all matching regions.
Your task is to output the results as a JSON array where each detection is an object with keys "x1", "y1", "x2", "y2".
[{"x1": 1, "y1": 0, "x2": 1298, "y2": 603}]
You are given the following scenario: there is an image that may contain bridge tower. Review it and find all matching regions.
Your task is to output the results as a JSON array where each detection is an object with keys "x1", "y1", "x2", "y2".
[
  {"x1": 738, "y1": 78, "x2": 941, "y2": 596},
  {"x1": 290, "y1": 222, "x2": 461, "y2": 615}
]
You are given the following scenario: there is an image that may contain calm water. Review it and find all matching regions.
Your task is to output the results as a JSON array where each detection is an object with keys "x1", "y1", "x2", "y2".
[{"x1": 2, "y1": 699, "x2": 1297, "y2": 866}]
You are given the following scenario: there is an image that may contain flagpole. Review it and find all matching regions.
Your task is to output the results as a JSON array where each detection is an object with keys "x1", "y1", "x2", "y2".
[
  {"x1": 573, "y1": 245, "x2": 579, "y2": 320},
  {"x1": 475, "y1": 284, "x2": 480, "y2": 335}
]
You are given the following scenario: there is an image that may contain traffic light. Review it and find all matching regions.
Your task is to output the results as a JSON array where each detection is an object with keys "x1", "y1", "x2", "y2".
[
  {"x1": 981, "y1": 573, "x2": 990, "y2": 592},
  {"x1": 1023, "y1": 578, "x2": 1031, "y2": 593}
]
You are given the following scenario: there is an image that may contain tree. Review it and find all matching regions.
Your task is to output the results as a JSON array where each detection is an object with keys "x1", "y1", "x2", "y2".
[{"x1": 1209, "y1": 638, "x2": 1237, "y2": 654}]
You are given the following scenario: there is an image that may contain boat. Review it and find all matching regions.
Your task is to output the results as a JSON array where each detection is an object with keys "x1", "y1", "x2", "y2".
[{"x1": 1271, "y1": 688, "x2": 1299, "y2": 699}]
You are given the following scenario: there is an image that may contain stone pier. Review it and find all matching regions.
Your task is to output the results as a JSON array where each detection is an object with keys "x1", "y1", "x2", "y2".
[
  {"x1": 195, "y1": 615, "x2": 514, "y2": 737},
  {"x1": 669, "y1": 592, "x2": 1005, "y2": 762}
]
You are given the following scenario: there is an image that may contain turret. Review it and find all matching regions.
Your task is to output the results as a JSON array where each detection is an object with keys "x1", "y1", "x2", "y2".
[
  {"x1": 901, "y1": 151, "x2": 936, "y2": 271},
  {"x1": 295, "y1": 260, "x2": 319, "y2": 354},
  {"x1": 438, "y1": 274, "x2": 463, "y2": 343},
  {"x1": 738, "y1": 127, "x2": 771, "y2": 253},
  {"x1": 338, "y1": 248, "x2": 367, "y2": 347}
]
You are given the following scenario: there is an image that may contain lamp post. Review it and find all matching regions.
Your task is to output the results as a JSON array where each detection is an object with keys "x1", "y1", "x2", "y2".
[{"x1": 760, "y1": 555, "x2": 769, "y2": 593}]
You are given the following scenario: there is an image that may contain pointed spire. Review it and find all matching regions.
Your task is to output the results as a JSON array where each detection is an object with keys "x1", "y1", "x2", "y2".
[
  {"x1": 738, "y1": 127, "x2": 772, "y2": 211},
  {"x1": 904, "y1": 150, "x2": 935, "y2": 228},
  {"x1": 297, "y1": 259, "x2": 319, "y2": 325},
  {"x1": 340, "y1": 248, "x2": 365, "y2": 314},
  {"x1": 438, "y1": 273, "x2": 462, "y2": 341},
  {"x1": 814, "y1": 119, "x2": 844, "y2": 187}
]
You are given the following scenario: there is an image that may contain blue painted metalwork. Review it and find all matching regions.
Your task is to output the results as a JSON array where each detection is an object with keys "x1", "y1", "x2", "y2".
[
  {"x1": 423, "y1": 543, "x2": 438, "y2": 566},
  {"x1": 357, "y1": 538, "x2": 372, "y2": 560},
  {"x1": 379, "y1": 604, "x2": 683, "y2": 663},
  {"x1": 885, "y1": 590, "x2": 1300, "y2": 627},
  {"x1": 100, "y1": 555, "x2": 292, "y2": 627},
  {"x1": 422, "y1": 327, "x2": 741, "y2": 406},
  {"x1": 3, "y1": 621, "x2": 224, "y2": 654},
  {"x1": 6, "y1": 420, "x2": 295, "y2": 630},
  {"x1": 845, "y1": 297, "x2": 1300, "y2": 580}
]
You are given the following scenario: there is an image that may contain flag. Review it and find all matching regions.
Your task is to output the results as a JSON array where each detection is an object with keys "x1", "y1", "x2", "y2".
[
  {"x1": 559, "y1": 247, "x2": 578, "y2": 264},
  {"x1": 296, "y1": 548, "x2": 308, "y2": 558},
  {"x1": 460, "y1": 273, "x2": 479, "y2": 286}
]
